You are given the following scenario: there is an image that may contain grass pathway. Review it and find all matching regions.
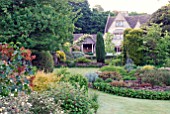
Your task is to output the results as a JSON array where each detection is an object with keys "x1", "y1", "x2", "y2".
[{"x1": 90, "y1": 89, "x2": 170, "y2": 114}]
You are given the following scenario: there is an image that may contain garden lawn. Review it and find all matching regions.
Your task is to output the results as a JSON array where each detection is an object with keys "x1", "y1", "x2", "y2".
[
  {"x1": 55, "y1": 67, "x2": 99, "y2": 76},
  {"x1": 55, "y1": 68, "x2": 170, "y2": 114},
  {"x1": 90, "y1": 89, "x2": 170, "y2": 114}
]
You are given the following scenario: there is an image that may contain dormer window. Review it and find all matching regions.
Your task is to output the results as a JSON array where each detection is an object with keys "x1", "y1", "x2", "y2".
[{"x1": 115, "y1": 21, "x2": 124, "y2": 27}]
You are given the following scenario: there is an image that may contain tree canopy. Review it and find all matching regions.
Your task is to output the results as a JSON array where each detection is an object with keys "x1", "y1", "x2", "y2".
[
  {"x1": 148, "y1": 3, "x2": 170, "y2": 32},
  {"x1": 0, "y1": 0, "x2": 78, "y2": 51},
  {"x1": 71, "y1": 0, "x2": 113, "y2": 34}
]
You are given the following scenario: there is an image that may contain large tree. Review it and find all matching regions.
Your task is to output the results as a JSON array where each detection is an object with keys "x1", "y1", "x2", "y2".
[
  {"x1": 0, "y1": 0, "x2": 78, "y2": 51},
  {"x1": 71, "y1": 0, "x2": 110, "y2": 34},
  {"x1": 96, "y1": 32, "x2": 105, "y2": 63},
  {"x1": 123, "y1": 29, "x2": 144, "y2": 65},
  {"x1": 148, "y1": 3, "x2": 170, "y2": 32}
]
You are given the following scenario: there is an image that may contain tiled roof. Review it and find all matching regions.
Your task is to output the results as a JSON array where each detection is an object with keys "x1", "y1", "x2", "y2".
[
  {"x1": 105, "y1": 14, "x2": 151, "y2": 33},
  {"x1": 105, "y1": 17, "x2": 115, "y2": 33},
  {"x1": 125, "y1": 14, "x2": 151, "y2": 28}
]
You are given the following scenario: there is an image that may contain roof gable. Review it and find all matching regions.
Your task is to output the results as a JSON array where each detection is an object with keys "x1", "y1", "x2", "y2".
[{"x1": 105, "y1": 14, "x2": 151, "y2": 33}]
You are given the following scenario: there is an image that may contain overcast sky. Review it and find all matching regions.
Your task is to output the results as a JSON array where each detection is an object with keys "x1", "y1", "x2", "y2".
[{"x1": 88, "y1": 0, "x2": 169, "y2": 14}]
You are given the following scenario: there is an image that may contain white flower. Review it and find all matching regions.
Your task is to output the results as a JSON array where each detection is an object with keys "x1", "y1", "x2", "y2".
[
  {"x1": 27, "y1": 103, "x2": 32, "y2": 107},
  {"x1": 4, "y1": 112, "x2": 7, "y2": 114},
  {"x1": 15, "y1": 89, "x2": 17, "y2": 92},
  {"x1": 10, "y1": 94, "x2": 14, "y2": 97},
  {"x1": 21, "y1": 102, "x2": 25, "y2": 106}
]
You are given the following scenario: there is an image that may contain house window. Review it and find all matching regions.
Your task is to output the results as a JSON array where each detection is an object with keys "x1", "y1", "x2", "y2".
[
  {"x1": 115, "y1": 21, "x2": 124, "y2": 27},
  {"x1": 114, "y1": 33, "x2": 123, "y2": 40},
  {"x1": 115, "y1": 46, "x2": 122, "y2": 53}
]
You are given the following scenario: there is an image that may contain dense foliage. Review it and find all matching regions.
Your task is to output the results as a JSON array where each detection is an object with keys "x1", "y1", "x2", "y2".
[
  {"x1": 96, "y1": 32, "x2": 105, "y2": 63},
  {"x1": 71, "y1": 0, "x2": 111, "y2": 34},
  {"x1": 123, "y1": 29, "x2": 144, "y2": 65},
  {"x1": 93, "y1": 82, "x2": 170, "y2": 100},
  {"x1": 32, "y1": 51, "x2": 54, "y2": 72},
  {"x1": 123, "y1": 24, "x2": 170, "y2": 66},
  {"x1": 148, "y1": 3, "x2": 170, "y2": 32},
  {"x1": 104, "y1": 33, "x2": 115, "y2": 54},
  {"x1": 0, "y1": 43, "x2": 35, "y2": 97},
  {"x1": 0, "y1": 0, "x2": 77, "y2": 51}
]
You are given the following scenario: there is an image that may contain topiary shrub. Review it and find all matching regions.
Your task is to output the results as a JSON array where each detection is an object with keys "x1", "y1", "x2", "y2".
[
  {"x1": 96, "y1": 32, "x2": 105, "y2": 63},
  {"x1": 32, "y1": 50, "x2": 54, "y2": 73}
]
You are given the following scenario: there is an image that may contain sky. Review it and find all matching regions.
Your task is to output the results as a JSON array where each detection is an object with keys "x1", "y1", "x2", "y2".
[{"x1": 88, "y1": 0, "x2": 169, "y2": 14}]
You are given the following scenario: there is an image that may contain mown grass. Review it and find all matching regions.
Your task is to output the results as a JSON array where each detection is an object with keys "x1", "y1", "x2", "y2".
[
  {"x1": 55, "y1": 67, "x2": 99, "y2": 76},
  {"x1": 90, "y1": 89, "x2": 170, "y2": 114},
  {"x1": 56, "y1": 68, "x2": 170, "y2": 114}
]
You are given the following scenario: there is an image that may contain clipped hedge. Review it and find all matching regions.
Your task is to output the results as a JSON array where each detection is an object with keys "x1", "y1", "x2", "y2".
[{"x1": 93, "y1": 82, "x2": 170, "y2": 100}]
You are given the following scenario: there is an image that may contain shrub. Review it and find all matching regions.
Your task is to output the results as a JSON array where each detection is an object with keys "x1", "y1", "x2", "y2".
[
  {"x1": 123, "y1": 76, "x2": 136, "y2": 80},
  {"x1": 164, "y1": 58, "x2": 170, "y2": 67},
  {"x1": 29, "y1": 92, "x2": 65, "y2": 114},
  {"x1": 110, "y1": 81, "x2": 126, "y2": 87},
  {"x1": 98, "y1": 71, "x2": 122, "y2": 81},
  {"x1": 96, "y1": 32, "x2": 105, "y2": 63},
  {"x1": 100, "y1": 65, "x2": 117, "y2": 72},
  {"x1": 49, "y1": 82, "x2": 94, "y2": 113},
  {"x1": 95, "y1": 78, "x2": 104, "y2": 83},
  {"x1": 136, "y1": 69, "x2": 170, "y2": 87},
  {"x1": 72, "y1": 51, "x2": 85, "y2": 59},
  {"x1": 109, "y1": 59, "x2": 122, "y2": 66},
  {"x1": 56, "y1": 67, "x2": 70, "y2": 77},
  {"x1": 142, "y1": 65, "x2": 155, "y2": 70},
  {"x1": 66, "y1": 60, "x2": 75, "y2": 67},
  {"x1": 0, "y1": 92, "x2": 31, "y2": 113},
  {"x1": 124, "y1": 63, "x2": 136, "y2": 72},
  {"x1": 61, "y1": 73, "x2": 88, "y2": 92},
  {"x1": 89, "y1": 93, "x2": 99, "y2": 113},
  {"x1": 0, "y1": 44, "x2": 35, "y2": 97},
  {"x1": 32, "y1": 51, "x2": 54, "y2": 73},
  {"x1": 93, "y1": 82, "x2": 170, "y2": 100},
  {"x1": 31, "y1": 71, "x2": 61, "y2": 92},
  {"x1": 69, "y1": 74, "x2": 88, "y2": 92},
  {"x1": 75, "y1": 57, "x2": 91, "y2": 63},
  {"x1": 85, "y1": 72, "x2": 99, "y2": 83},
  {"x1": 56, "y1": 50, "x2": 66, "y2": 62},
  {"x1": 105, "y1": 78, "x2": 113, "y2": 83}
]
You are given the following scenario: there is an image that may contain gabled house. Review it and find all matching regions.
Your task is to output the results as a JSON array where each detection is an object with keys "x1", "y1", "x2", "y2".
[
  {"x1": 104, "y1": 11, "x2": 150, "y2": 54},
  {"x1": 73, "y1": 11, "x2": 150, "y2": 54}
]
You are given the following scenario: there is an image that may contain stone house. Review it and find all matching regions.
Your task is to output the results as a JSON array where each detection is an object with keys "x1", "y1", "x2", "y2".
[
  {"x1": 104, "y1": 11, "x2": 150, "y2": 54},
  {"x1": 73, "y1": 11, "x2": 150, "y2": 54}
]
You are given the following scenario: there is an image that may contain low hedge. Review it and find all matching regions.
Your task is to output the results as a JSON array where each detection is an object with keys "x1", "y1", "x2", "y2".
[{"x1": 93, "y1": 82, "x2": 170, "y2": 100}]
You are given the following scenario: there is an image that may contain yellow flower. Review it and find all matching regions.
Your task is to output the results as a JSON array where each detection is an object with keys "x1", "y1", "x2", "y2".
[{"x1": 0, "y1": 108, "x2": 3, "y2": 112}]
